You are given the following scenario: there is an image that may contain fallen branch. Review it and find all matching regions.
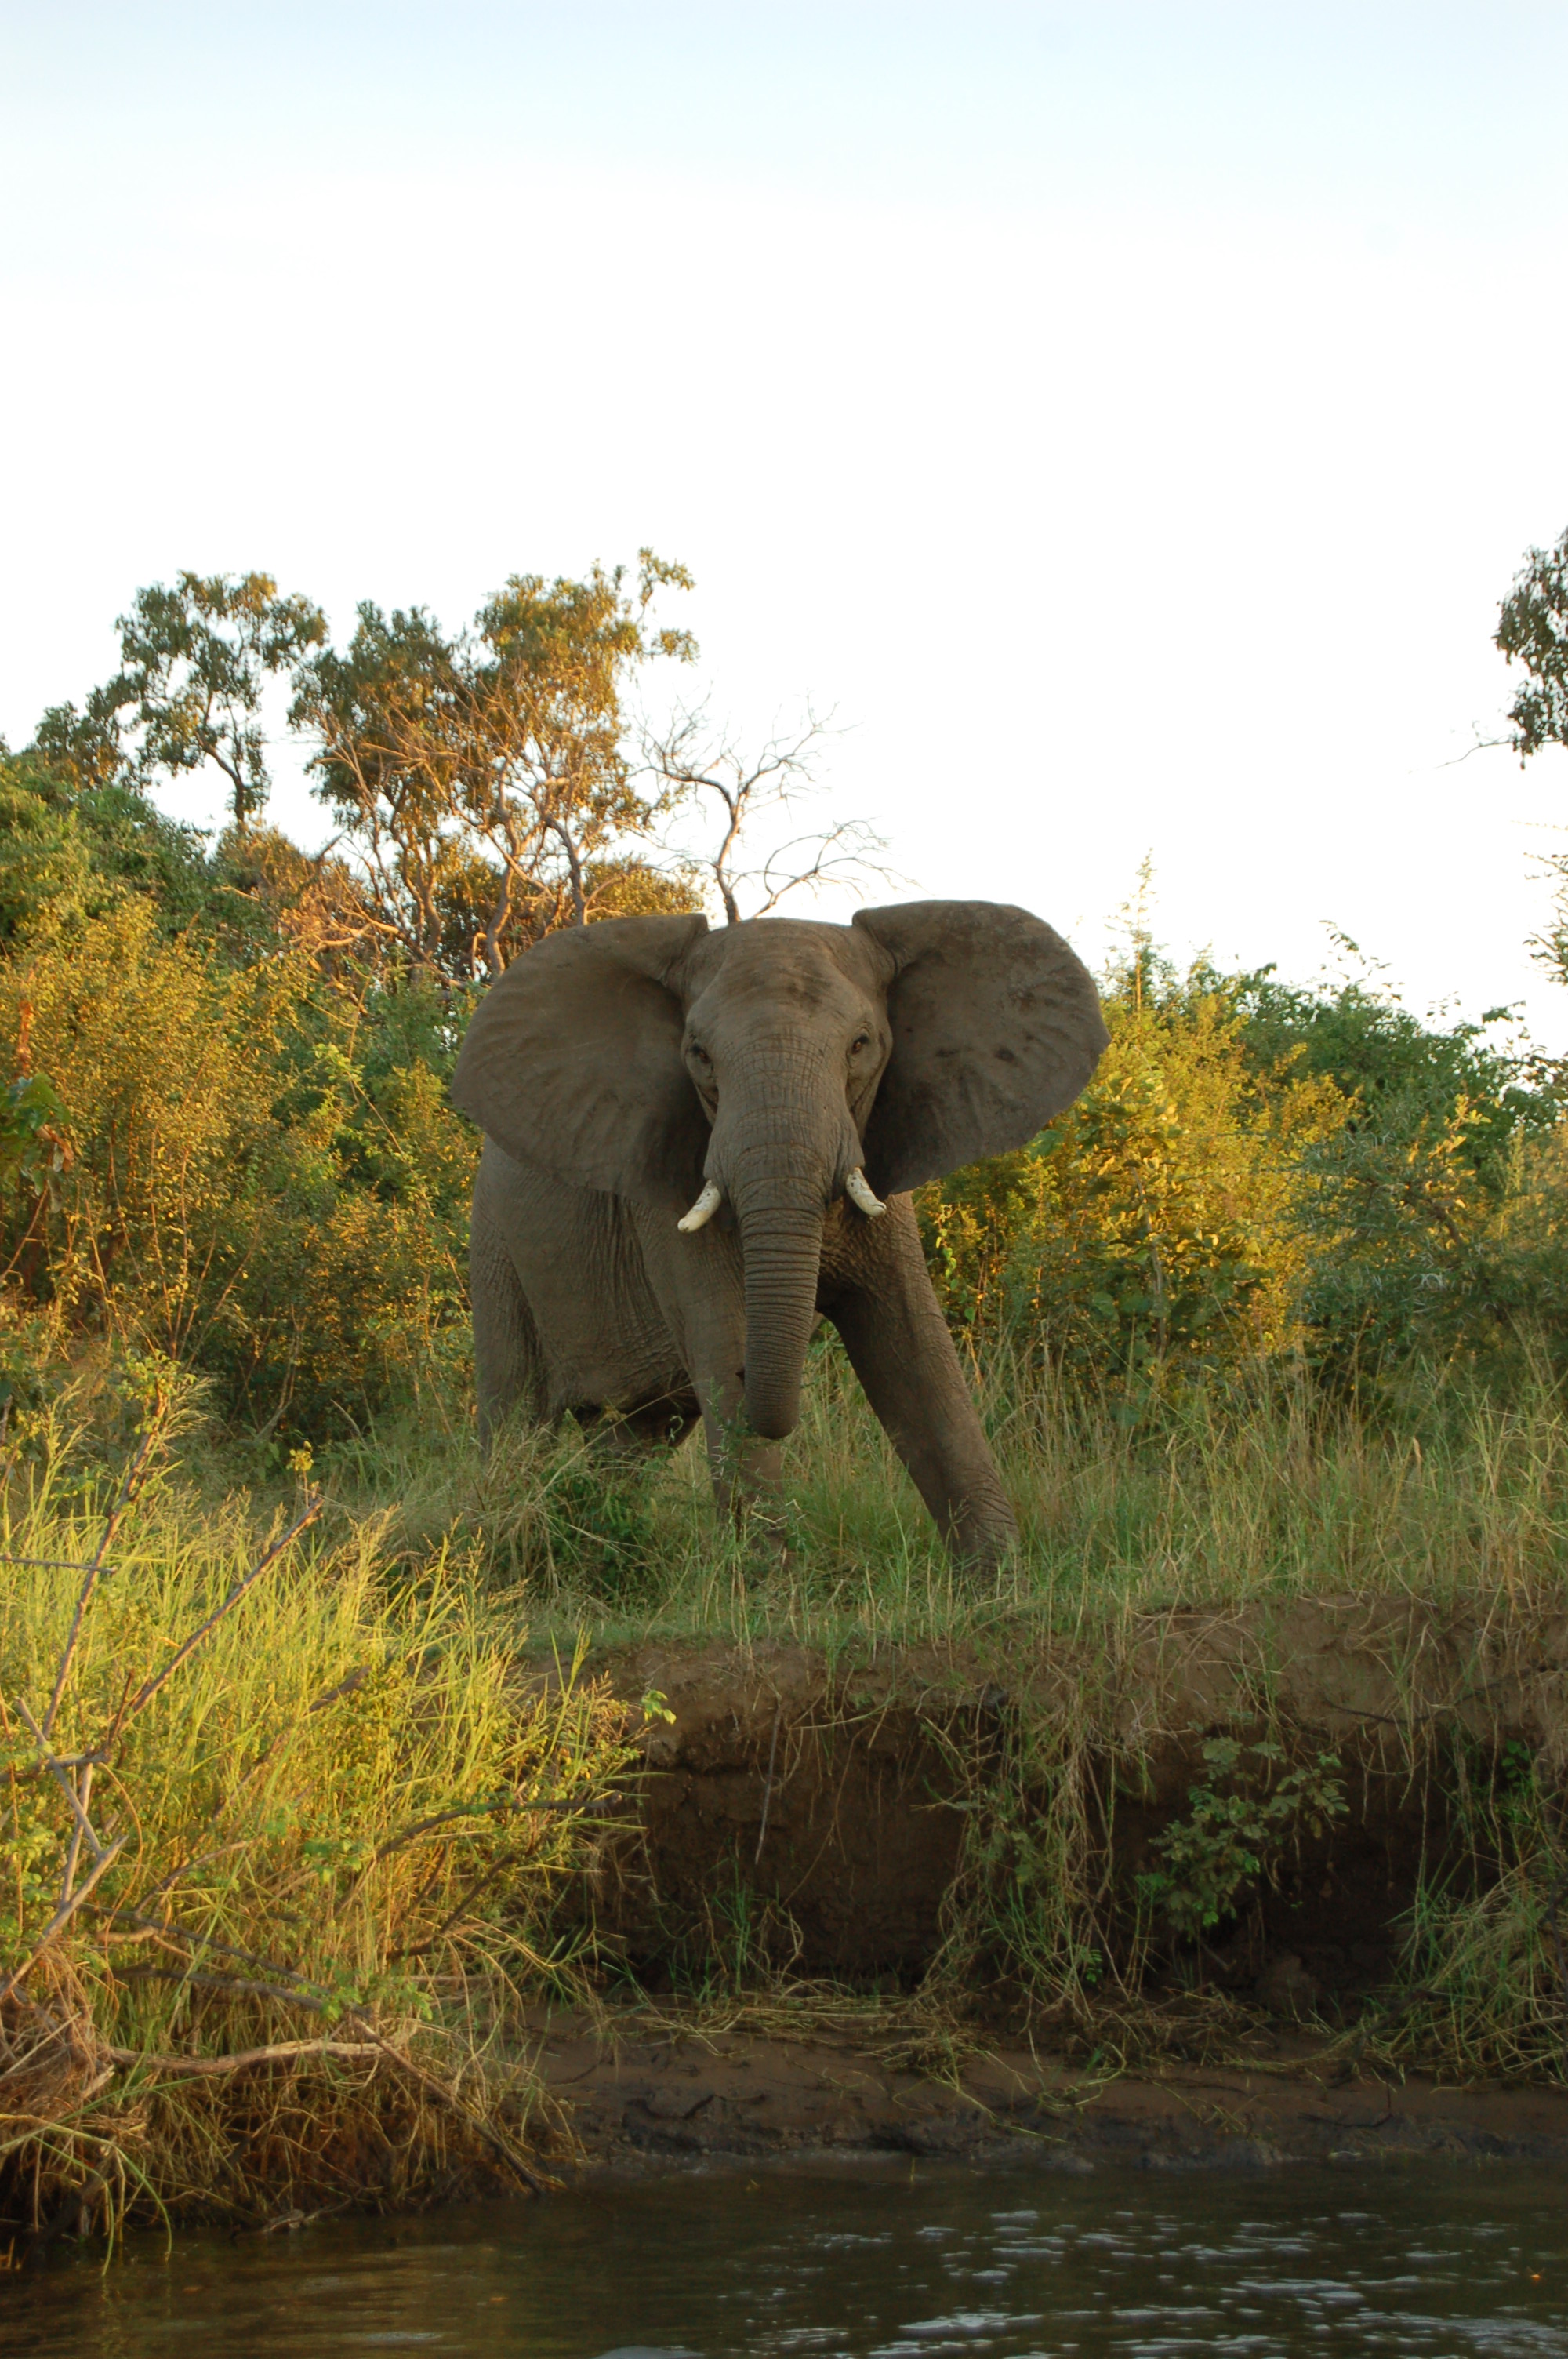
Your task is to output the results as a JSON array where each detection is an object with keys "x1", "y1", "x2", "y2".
[
  {"x1": 107, "y1": 1958, "x2": 556, "y2": 2194},
  {"x1": 105, "y1": 2037, "x2": 387, "y2": 2079}
]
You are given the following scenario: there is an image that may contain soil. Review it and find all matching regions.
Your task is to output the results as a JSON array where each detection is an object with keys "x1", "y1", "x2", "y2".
[
  {"x1": 535, "y1": 2007, "x2": 1568, "y2": 2173},
  {"x1": 572, "y1": 1598, "x2": 1568, "y2": 1992}
]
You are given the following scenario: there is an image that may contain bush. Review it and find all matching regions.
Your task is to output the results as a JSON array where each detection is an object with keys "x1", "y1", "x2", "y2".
[
  {"x1": 0, "y1": 900, "x2": 477, "y2": 1440},
  {"x1": 920, "y1": 966, "x2": 1348, "y2": 1399}
]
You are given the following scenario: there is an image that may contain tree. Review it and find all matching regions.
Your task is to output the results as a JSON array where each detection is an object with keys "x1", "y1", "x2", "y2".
[
  {"x1": 290, "y1": 552, "x2": 698, "y2": 980},
  {"x1": 1497, "y1": 526, "x2": 1568, "y2": 761},
  {"x1": 31, "y1": 681, "x2": 129, "y2": 794},
  {"x1": 103, "y1": 572, "x2": 326, "y2": 828},
  {"x1": 647, "y1": 702, "x2": 889, "y2": 924},
  {"x1": 1496, "y1": 529, "x2": 1568, "y2": 988},
  {"x1": 0, "y1": 740, "x2": 216, "y2": 945}
]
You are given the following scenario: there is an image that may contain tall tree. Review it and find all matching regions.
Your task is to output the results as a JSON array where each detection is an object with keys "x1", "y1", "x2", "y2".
[
  {"x1": 291, "y1": 551, "x2": 697, "y2": 979},
  {"x1": 1497, "y1": 528, "x2": 1568, "y2": 989},
  {"x1": 111, "y1": 572, "x2": 325, "y2": 828}
]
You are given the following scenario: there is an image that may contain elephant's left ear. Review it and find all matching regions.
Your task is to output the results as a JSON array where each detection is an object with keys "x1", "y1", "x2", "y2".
[{"x1": 851, "y1": 900, "x2": 1109, "y2": 1194}]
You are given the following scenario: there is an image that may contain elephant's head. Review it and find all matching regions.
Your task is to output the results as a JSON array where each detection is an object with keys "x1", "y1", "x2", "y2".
[{"x1": 452, "y1": 901, "x2": 1108, "y2": 1441}]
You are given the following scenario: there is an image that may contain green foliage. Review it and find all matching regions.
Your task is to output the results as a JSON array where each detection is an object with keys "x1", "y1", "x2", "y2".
[
  {"x1": 536, "y1": 1457, "x2": 665, "y2": 1603},
  {"x1": 922, "y1": 929, "x2": 1568, "y2": 1406},
  {"x1": 1232, "y1": 958, "x2": 1568, "y2": 1389},
  {"x1": 0, "y1": 743, "x2": 218, "y2": 945},
  {"x1": 110, "y1": 569, "x2": 326, "y2": 827},
  {"x1": 920, "y1": 961, "x2": 1348, "y2": 1399},
  {"x1": 1137, "y1": 1738, "x2": 1346, "y2": 1943},
  {"x1": 1497, "y1": 522, "x2": 1568, "y2": 764},
  {"x1": 0, "y1": 901, "x2": 477, "y2": 1438}
]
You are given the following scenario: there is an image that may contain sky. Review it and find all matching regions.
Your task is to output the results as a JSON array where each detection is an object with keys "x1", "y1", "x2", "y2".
[{"x1": 4, "y1": 3, "x2": 1568, "y2": 1037}]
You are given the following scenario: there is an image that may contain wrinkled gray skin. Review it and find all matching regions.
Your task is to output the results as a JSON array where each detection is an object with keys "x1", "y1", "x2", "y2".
[{"x1": 451, "y1": 900, "x2": 1108, "y2": 1569}]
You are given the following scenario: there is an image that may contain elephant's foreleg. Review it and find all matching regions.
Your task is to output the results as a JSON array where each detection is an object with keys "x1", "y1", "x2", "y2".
[
  {"x1": 828, "y1": 1197, "x2": 1018, "y2": 1569},
  {"x1": 470, "y1": 1194, "x2": 546, "y2": 1450}
]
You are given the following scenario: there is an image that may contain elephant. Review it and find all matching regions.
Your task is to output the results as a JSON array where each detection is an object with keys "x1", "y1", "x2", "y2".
[{"x1": 450, "y1": 899, "x2": 1108, "y2": 1568}]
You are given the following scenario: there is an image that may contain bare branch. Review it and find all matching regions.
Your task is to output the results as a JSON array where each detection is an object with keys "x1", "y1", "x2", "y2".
[
  {"x1": 0, "y1": 1837, "x2": 128, "y2": 2004},
  {"x1": 644, "y1": 700, "x2": 894, "y2": 923}
]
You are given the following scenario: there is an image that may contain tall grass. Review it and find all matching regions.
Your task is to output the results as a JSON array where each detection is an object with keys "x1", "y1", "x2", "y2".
[
  {"x1": 318, "y1": 1332, "x2": 1568, "y2": 1652},
  {"x1": 0, "y1": 1394, "x2": 642, "y2": 2244}
]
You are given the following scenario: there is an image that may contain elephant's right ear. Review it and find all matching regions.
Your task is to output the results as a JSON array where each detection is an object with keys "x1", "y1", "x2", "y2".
[{"x1": 451, "y1": 914, "x2": 710, "y2": 1207}]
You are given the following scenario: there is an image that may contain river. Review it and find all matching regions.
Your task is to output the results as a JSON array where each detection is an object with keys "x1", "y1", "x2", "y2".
[{"x1": 9, "y1": 2158, "x2": 1568, "y2": 2356}]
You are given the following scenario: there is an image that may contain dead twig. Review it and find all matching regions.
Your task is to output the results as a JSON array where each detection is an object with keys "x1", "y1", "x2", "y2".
[
  {"x1": 0, "y1": 1558, "x2": 122, "y2": 1574},
  {"x1": 103, "y1": 2037, "x2": 387, "y2": 2079}
]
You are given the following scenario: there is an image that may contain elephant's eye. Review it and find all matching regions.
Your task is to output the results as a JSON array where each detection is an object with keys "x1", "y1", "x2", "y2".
[
  {"x1": 689, "y1": 1043, "x2": 711, "y2": 1067},
  {"x1": 850, "y1": 1034, "x2": 870, "y2": 1056}
]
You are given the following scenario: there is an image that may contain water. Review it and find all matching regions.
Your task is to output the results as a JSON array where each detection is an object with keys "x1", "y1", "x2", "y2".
[{"x1": 7, "y1": 2159, "x2": 1568, "y2": 2357}]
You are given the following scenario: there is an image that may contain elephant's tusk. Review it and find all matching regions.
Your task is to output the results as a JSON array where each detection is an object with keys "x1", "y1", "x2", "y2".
[
  {"x1": 844, "y1": 1167, "x2": 886, "y2": 1219},
  {"x1": 677, "y1": 1181, "x2": 724, "y2": 1234}
]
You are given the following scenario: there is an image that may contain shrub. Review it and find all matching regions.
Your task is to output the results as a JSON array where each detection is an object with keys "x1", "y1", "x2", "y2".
[
  {"x1": 920, "y1": 969, "x2": 1348, "y2": 1398},
  {"x1": 0, "y1": 902, "x2": 477, "y2": 1439}
]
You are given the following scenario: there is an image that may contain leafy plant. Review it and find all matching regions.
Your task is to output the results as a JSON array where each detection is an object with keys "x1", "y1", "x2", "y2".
[{"x1": 1138, "y1": 1737, "x2": 1346, "y2": 1942}]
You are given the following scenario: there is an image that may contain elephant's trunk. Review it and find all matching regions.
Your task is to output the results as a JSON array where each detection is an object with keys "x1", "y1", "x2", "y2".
[
  {"x1": 735, "y1": 1194, "x2": 825, "y2": 1441},
  {"x1": 710, "y1": 1047, "x2": 855, "y2": 1444}
]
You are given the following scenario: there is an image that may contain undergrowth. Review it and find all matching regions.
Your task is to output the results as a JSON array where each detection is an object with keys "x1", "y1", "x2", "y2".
[
  {"x1": 0, "y1": 1393, "x2": 648, "y2": 2248},
  {"x1": 5, "y1": 1327, "x2": 1568, "y2": 2257}
]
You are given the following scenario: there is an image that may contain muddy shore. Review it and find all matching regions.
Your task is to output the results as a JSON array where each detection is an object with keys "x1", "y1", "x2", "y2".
[{"x1": 535, "y1": 2008, "x2": 1568, "y2": 2175}]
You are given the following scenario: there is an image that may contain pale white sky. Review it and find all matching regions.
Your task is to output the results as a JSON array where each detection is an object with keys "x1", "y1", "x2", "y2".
[{"x1": 4, "y1": 5, "x2": 1568, "y2": 1035}]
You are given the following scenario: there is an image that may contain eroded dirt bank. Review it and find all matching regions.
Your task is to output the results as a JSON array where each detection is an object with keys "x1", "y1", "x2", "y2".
[
  {"x1": 572, "y1": 1597, "x2": 1568, "y2": 1994},
  {"x1": 522, "y1": 1596, "x2": 1568, "y2": 2173}
]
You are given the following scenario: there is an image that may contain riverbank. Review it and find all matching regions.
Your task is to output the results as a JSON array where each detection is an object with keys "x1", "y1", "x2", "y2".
[
  {"x1": 571, "y1": 1602, "x2": 1568, "y2": 2059},
  {"x1": 6, "y1": 1411, "x2": 1568, "y2": 2247}
]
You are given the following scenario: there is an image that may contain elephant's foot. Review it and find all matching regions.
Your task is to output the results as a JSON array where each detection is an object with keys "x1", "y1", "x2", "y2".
[{"x1": 944, "y1": 1494, "x2": 1020, "y2": 1576}]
